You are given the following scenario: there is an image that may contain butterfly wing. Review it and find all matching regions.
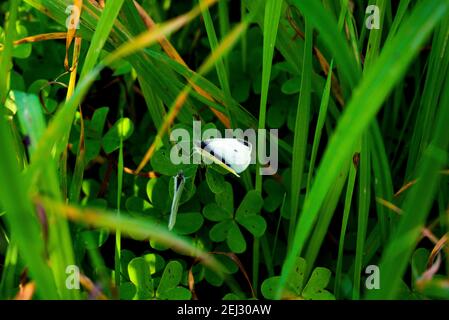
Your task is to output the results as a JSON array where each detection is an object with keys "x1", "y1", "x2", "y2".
[
  {"x1": 194, "y1": 145, "x2": 240, "y2": 177},
  {"x1": 202, "y1": 138, "x2": 252, "y2": 174}
]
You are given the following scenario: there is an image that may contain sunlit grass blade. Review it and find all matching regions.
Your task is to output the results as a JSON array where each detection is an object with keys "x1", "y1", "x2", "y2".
[
  {"x1": 36, "y1": 196, "x2": 231, "y2": 283},
  {"x1": 115, "y1": 134, "x2": 124, "y2": 290},
  {"x1": 304, "y1": 161, "x2": 349, "y2": 277},
  {"x1": 79, "y1": 0, "x2": 125, "y2": 79},
  {"x1": 0, "y1": 0, "x2": 19, "y2": 104},
  {"x1": 14, "y1": 90, "x2": 79, "y2": 299},
  {"x1": 289, "y1": 19, "x2": 312, "y2": 247},
  {"x1": 256, "y1": 0, "x2": 282, "y2": 191},
  {"x1": 0, "y1": 118, "x2": 59, "y2": 299},
  {"x1": 254, "y1": 0, "x2": 283, "y2": 293}
]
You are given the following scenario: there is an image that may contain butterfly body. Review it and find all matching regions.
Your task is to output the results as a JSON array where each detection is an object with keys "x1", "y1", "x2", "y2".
[{"x1": 169, "y1": 171, "x2": 186, "y2": 231}]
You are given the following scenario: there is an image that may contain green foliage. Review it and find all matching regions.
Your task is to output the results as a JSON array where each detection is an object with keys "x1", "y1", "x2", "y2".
[
  {"x1": 102, "y1": 118, "x2": 134, "y2": 154},
  {"x1": 0, "y1": 0, "x2": 448, "y2": 301},
  {"x1": 261, "y1": 257, "x2": 335, "y2": 300},
  {"x1": 204, "y1": 188, "x2": 265, "y2": 253},
  {"x1": 125, "y1": 258, "x2": 191, "y2": 300}
]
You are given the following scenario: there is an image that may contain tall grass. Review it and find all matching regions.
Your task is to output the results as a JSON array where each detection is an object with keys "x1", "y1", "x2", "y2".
[{"x1": 1, "y1": 0, "x2": 449, "y2": 300}]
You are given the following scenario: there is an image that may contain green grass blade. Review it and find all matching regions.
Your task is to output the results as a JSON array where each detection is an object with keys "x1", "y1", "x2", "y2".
[
  {"x1": 0, "y1": 240, "x2": 18, "y2": 298},
  {"x1": 200, "y1": 1, "x2": 234, "y2": 125},
  {"x1": 406, "y1": 16, "x2": 449, "y2": 178},
  {"x1": 334, "y1": 157, "x2": 358, "y2": 299},
  {"x1": 14, "y1": 91, "x2": 79, "y2": 299},
  {"x1": 370, "y1": 122, "x2": 394, "y2": 245},
  {"x1": 115, "y1": 137, "x2": 124, "y2": 290},
  {"x1": 304, "y1": 161, "x2": 349, "y2": 277},
  {"x1": 352, "y1": 134, "x2": 371, "y2": 300},
  {"x1": 0, "y1": 117, "x2": 59, "y2": 299},
  {"x1": 256, "y1": 0, "x2": 283, "y2": 191},
  {"x1": 306, "y1": 60, "x2": 334, "y2": 195},
  {"x1": 352, "y1": 0, "x2": 384, "y2": 299},
  {"x1": 384, "y1": 0, "x2": 411, "y2": 44},
  {"x1": 218, "y1": 0, "x2": 230, "y2": 75},
  {"x1": 277, "y1": 0, "x2": 449, "y2": 299},
  {"x1": 254, "y1": 0, "x2": 283, "y2": 293},
  {"x1": 0, "y1": 0, "x2": 19, "y2": 104},
  {"x1": 240, "y1": 0, "x2": 247, "y2": 72},
  {"x1": 368, "y1": 70, "x2": 449, "y2": 299},
  {"x1": 38, "y1": 197, "x2": 232, "y2": 284},
  {"x1": 79, "y1": 0, "x2": 126, "y2": 79},
  {"x1": 288, "y1": 19, "x2": 312, "y2": 247},
  {"x1": 289, "y1": 0, "x2": 362, "y2": 90}
]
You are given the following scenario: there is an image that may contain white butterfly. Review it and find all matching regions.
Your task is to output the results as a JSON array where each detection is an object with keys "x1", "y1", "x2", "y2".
[{"x1": 194, "y1": 138, "x2": 252, "y2": 177}]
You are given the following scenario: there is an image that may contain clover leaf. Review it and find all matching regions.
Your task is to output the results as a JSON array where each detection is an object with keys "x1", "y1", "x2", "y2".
[
  {"x1": 302, "y1": 268, "x2": 335, "y2": 300},
  {"x1": 235, "y1": 190, "x2": 265, "y2": 237},
  {"x1": 206, "y1": 168, "x2": 226, "y2": 194},
  {"x1": 156, "y1": 261, "x2": 191, "y2": 300},
  {"x1": 151, "y1": 148, "x2": 181, "y2": 176},
  {"x1": 171, "y1": 212, "x2": 204, "y2": 235},
  {"x1": 125, "y1": 258, "x2": 191, "y2": 300},
  {"x1": 203, "y1": 187, "x2": 266, "y2": 254},
  {"x1": 215, "y1": 182, "x2": 234, "y2": 215},
  {"x1": 146, "y1": 177, "x2": 171, "y2": 212},
  {"x1": 261, "y1": 257, "x2": 335, "y2": 300},
  {"x1": 128, "y1": 257, "x2": 154, "y2": 300},
  {"x1": 262, "y1": 179, "x2": 285, "y2": 213},
  {"x1": 102, "y1": 117, "x2": 134, "y2": 154},
  {"x1": 0, "y1": 23, "x2": 32, "y2": 59}
]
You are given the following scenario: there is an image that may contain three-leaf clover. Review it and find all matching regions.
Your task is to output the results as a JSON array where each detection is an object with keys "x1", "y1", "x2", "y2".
[
  {"x1": 261, "y1": 257, "x2": 335, "y2": 300},
  {"x1": 203, "y1": 182, "x2": 266, "y2": 254},
  {"x1": 125, "y1": 259, "x2": 191, "y2": 300}
]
